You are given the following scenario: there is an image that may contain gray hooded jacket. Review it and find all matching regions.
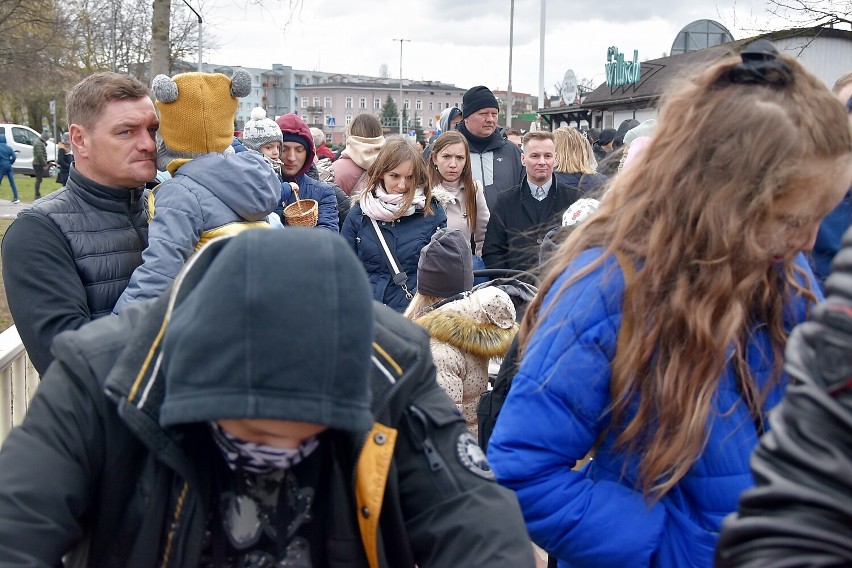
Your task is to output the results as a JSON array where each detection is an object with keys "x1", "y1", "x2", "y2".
[{"x1": 113, "y1": 150, "x2": 280, "y2": 311}]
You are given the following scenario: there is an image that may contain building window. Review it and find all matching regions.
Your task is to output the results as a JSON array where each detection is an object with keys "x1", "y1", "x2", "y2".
[
  {"x1": 324, "y1": 96, "x2": 332, "y2": 108},
  {"x1": 313, "y1": 96, "x2": 320, "y2": 107},
  {"x1": 359, "y1": 97, "x2": 367, "y2": 109},
  {"x1": 428, "y1": 101, "x2": 433, "y2": 111},
  {"x1": 403, "y1": 99, "x2": 410, "y2": 110},
  {"x1": 429, "y1": 118, "x2": 434, "y2": 127},
  {"x1": 325, "y1": 133, "x2": 332, "y2": 143},
  {"x1": 312, "y1": 115, "x2": 320, "y2": 124},
  {"x1": 415, "y1": 99, "x2": 422, "y2": 111},
  {"x1": 416, "y1": 116, "x2": 422, "y2": 126},
  {"x1": 345, "y1": 97, "x2": 353, "y2": 109},
  {"x1": 345, "y1": 114, "x2": 353, "y2": 125},
  {"x1": 374, "y1": 97, "x2": 381, "y2": 109},
  {"x1": 301, "y1": 97, "x2": 308, "y2": 108},
  {"x1": 445, "y1": 102, "x2": 450, "y2": 109}
]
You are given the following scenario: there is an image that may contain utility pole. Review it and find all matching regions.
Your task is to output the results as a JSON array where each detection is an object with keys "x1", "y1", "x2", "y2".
[
  {"x1": 538, "y1": 0, "x2": 546, "y2": 121},
  {"x1": 507, "y1": 0, "x2": 515, "y2": 128},
  {"x1": 181, "y1": 0, "x2": 203, "y2": 71},
  {"x1": 393, "y1": 38, "x2": 410, "y2": 135}
]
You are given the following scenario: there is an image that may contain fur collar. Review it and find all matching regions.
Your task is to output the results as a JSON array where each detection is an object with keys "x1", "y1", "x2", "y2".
[{"x1": 415, "y1": 310, "x2": 518, "y2": 358}]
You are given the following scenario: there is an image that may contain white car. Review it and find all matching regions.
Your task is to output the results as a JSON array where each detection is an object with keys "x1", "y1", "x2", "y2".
[{"x1": 0, "y1": 124, "x2": 57, "y2": 175}]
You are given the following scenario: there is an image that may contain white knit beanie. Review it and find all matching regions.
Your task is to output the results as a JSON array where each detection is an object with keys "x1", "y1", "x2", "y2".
[{"x1": 242, "y1": 107, "x2": 283, "y2": 151}]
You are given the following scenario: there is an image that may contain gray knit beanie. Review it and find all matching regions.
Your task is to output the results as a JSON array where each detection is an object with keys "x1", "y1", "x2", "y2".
[
  {"x1": 242, "y1": 107, "x2": 283, "y2": 151},
  {"x1": 417, "y1": 228, "x2": 473, "y2": 298}
]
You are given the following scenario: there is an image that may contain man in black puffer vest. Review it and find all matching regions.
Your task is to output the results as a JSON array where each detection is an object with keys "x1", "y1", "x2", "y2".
[{"x1": 1, "y1": 72, "x2": 157, "y2": 373}]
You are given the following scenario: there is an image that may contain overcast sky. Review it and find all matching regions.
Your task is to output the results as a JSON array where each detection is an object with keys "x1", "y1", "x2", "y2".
[{"x1": 199, "y1": 0, "x2": 787, "y2": 97}]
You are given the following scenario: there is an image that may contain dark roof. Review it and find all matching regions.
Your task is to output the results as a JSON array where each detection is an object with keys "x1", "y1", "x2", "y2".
[{"x1": 540, "y1": 25, "x2": 852, "y2": 115}]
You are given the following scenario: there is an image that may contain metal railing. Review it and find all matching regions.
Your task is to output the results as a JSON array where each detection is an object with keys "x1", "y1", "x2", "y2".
[{"x1": 0, "y1": 325, "x2": 39, "y2": 441}]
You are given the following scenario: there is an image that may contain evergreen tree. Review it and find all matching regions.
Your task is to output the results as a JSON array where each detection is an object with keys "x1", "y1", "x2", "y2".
[{"x1": 381, "y1": 95, "x2": 399, "y2": 129}]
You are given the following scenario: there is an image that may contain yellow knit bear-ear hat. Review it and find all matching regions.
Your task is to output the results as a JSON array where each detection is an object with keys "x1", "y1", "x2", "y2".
[{"x1": 151, "y1": 69, "x2": 252, "y2": 173}]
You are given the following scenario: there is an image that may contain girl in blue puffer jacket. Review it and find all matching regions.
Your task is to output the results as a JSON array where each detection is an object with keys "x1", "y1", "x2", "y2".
[{"x1": 487, "y1": 43, "x2": 852, "y2": 568}]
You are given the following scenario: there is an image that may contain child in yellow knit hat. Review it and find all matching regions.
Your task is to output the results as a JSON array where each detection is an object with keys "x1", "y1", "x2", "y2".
[{"x1": 113, "y1": 70, "x2": 282, "y2": 313}]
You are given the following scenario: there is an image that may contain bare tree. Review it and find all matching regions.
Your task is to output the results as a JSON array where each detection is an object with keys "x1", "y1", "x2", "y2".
[
  {"x1": 150, "y1": 0, "x2": 171, "y2": 76},
  {"x1": 149, "y1": 0, "x2": 304, "y2": 78},
  {"x1": 766, "y1": 0, "x2": 852, "y2": 28}
]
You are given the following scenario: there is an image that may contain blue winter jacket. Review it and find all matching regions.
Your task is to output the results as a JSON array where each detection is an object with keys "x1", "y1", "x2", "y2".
[
  {"x1": 277, "y1": 173, "x2": 339, "y2": 233},
  {"x1": 488, "y1": 248, "x2": 820, "y2": 568},
  {"x1": 0, "y1": 134, "x2": 15, "y2": 169},
  {"x1": 113, "y1": 151, "x2": 280, "y2": 312},
  {"x1": 341, "y1": 199, "x2": 447, "y2": 312}
]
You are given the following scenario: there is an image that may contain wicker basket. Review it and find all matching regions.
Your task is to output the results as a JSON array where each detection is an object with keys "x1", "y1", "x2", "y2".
[{"x1": 283, "y1": 186, "x2": 318, "y2": 227}]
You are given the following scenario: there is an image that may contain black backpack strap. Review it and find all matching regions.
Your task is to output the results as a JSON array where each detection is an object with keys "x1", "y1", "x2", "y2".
[{"x1": 369, "y1": 216, "x2": 413, "y2": 300}]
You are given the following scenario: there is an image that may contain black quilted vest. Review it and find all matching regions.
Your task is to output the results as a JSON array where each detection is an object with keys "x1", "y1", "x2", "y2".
[{"x1": 20, "y1": 167, "x2": 148, "y2": 318}]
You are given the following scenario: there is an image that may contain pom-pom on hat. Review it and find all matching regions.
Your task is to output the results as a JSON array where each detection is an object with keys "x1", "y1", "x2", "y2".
[
  {"x1": 242, "y1": 107, "x2": 283, "y2": 151},
  {"x1": 462, "y1": 85, "x2": 500, "y2": 118},
  {"x1": 417, "y1": 228, "x2": 473, "y2": 298},
  {"x1": 151, "y1": 69, "x2": 252, "y2": 173}
]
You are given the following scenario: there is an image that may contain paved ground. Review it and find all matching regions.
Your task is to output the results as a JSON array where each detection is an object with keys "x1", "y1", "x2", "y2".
[{"x1": 0, "y1": 199, "x2": 26, "y2": 220}]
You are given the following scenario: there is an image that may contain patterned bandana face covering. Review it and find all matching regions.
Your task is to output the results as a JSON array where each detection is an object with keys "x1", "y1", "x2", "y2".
[{"x1": 209, "y1": 422, "x2": 320, "y2": 474}]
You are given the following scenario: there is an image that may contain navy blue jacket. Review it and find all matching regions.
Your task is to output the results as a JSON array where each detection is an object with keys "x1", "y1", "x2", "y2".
[{"x1": 341, "y1": 200, "x2": 447, "y2": 312}]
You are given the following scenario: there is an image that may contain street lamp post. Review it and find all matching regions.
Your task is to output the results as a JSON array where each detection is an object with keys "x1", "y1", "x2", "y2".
[
  {"x1": 181, "y1": 0, "x2": 203, "y2": 71},
  {"x1": 507, "y1": 0, "x2": 515, "y2": 128},
  {"x1": 393, "y1": 38, "x2": 410, "y2": 135}
]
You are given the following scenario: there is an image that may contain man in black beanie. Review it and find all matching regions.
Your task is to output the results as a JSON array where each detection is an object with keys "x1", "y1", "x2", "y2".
[
  {"x1": 0, "y1": 229, "x2": 535, "y2": 567},
  {"x1": 455, "y1": 85, "x2": 523, "y2": 209}
]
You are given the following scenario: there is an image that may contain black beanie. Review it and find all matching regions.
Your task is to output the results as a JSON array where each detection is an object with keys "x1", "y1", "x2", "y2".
[
  {"x1": 417, "y1": 228, "x2": 473, "y2": 298},
  {"x1": 159, "y1": 228, "x2": 375, "y2": 432},
  {"x1": 462, "y1": 86, "x2": 500, "y2": 118},
  {"x1": 282, "y1": 132, "x2": 310, "y2": 151}
]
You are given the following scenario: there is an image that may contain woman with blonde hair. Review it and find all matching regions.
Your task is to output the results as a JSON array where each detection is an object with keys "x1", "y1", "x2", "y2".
[
  {"x1": 428, "y1": 131, "x2": 490, "y2": 257},
  {"x1": 342, "y1": 138, "x2": 446, "y2": 312},
  {"x1": 487, "y1": 41, "x2": 852, "y2": 567},
  {"x1": 553, "y1": 127, "x2": 607, "y2": 194},
  {"x1": 332, "y1": 113, "x2": 385, "y2": 195}
]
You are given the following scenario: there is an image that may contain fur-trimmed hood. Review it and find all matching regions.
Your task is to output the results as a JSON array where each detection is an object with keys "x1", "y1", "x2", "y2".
[{"x1": 416, "y1": 287, "x2": 517, "y2": 358}]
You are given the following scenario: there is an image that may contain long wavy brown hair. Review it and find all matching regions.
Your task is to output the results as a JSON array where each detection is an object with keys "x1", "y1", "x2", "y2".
[
  {"x1": 361, "y1": 137, "x2": 433, "y2": 218},
  {"x1": 520, "y1": 53, "x2": 852, "y2": 500},
  {"x1": 428, "y1": 131, "x2": 479, "y2": 233}
]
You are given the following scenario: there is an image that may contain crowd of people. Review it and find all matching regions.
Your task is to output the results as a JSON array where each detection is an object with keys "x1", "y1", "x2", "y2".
[{"x1": 0, "y1": 37, "x2": 850, "y2": 567}]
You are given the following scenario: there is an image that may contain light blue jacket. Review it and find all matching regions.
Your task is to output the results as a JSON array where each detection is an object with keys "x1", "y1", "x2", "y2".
[
  {"x1": 488, "y1": 248, "x2": 819, "y2": 567},
  {"x1": 113, "y1": 151, "x2": 280, "y2": 312}
]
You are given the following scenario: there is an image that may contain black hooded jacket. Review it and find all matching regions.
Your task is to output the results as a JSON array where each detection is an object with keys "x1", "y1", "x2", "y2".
[
  {"x1": 0, "y1": 230, "x2": 534, "y2": 567},
  {"x1": 715, "y1": 228, "x2": 852, "y2": 566}
]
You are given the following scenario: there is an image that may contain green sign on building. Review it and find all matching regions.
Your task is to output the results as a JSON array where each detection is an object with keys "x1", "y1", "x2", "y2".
[{"x1": 605, "y1": 47, "x2": 642, "y2": 87}]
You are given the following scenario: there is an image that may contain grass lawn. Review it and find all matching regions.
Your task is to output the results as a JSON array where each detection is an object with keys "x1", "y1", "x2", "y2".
[{"x1": 0, "y1": 173, "x2": 62, "y2": 203}]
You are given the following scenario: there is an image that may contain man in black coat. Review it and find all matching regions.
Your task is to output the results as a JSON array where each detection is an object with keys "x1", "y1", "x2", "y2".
[
  {"x1": 483, "y1": 130, "x2": 582, "y2": 273},
  {"x1": 0, "y1": 229, "x2": 535, "y2": 567}
]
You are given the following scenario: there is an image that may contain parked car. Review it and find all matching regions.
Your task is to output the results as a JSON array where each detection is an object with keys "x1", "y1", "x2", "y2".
[{"x1": 0, "y1": 124, "x2": 57, "y2": 175}]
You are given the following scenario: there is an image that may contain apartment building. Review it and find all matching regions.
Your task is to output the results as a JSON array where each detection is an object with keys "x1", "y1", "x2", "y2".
[
  {"x1": 172, "y1": 60, "x2": 467, "y2": 143},
  {"x1": 296, "y1": 79, "x2": 466, "y2": 144}
]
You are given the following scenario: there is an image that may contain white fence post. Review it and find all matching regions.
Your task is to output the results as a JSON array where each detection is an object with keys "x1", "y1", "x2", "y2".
[{"x1": 0, "y1": 326, "x2": 39, "y2": 442}]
